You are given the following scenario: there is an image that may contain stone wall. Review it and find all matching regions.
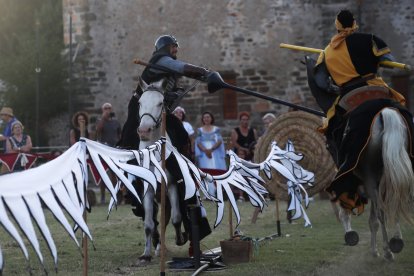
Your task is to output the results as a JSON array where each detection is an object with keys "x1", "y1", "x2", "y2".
[{"x1": 54, "y1": 0, "x2": 413, "y2": 146}]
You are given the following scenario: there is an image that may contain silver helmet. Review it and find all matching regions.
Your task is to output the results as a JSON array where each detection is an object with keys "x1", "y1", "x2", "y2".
[{"x1": 154, "y1": 35, "x2": 179, "y2": 51}]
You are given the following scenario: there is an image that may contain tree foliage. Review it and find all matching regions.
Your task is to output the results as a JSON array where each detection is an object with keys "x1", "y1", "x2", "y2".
[{"x1": 0, "y1": 0, "x2": 66, "y2": 146}]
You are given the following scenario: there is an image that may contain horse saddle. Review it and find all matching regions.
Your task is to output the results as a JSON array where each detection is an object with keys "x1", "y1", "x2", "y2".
[{"x1": 338, "y1": 86, "x2": 392, "y2": 113}]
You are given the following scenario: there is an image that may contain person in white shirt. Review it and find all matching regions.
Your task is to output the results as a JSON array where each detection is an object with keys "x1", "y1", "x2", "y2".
[{"x1": 173, "y1": 106, "x2": 195, "y2": 157}]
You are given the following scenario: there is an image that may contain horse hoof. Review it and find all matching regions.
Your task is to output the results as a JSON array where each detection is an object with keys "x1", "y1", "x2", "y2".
[
  {"x1": 176, "y1": 232, "x2": 189, "y2": 246},
  {"x1": 384, "y1": 251, "x2": 395, "y2": 261},
  {"x1": 182, "y1": 232, "x2": 189, "y2": 244},
  {"x1": 371, "y1": 250, "x2": 380, "y2": 258},
  {"x1": 389, "y1": 237, "x2": 404, "y2": 253},
  {"x1": 136, "y1": 255, "x2": 152, "y2": 266},
  {"x1": 344, "y1": 231, "x2": 359, "y2": 246}
]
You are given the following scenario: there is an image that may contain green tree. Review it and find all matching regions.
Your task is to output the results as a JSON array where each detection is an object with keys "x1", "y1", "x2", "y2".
[{"x1": 0, "y1": 0, "x2": 66, "y2": 146}]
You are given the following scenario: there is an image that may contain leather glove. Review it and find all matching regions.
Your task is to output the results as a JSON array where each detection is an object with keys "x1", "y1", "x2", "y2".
[{"x1": 183, "y1": 64, "x2": 209, "y2": 80}]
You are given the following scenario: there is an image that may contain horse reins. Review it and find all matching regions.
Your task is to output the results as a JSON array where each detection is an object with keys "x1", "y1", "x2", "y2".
[{"x1": 138, "y1": 80, "x2": 201, "y2": 129}]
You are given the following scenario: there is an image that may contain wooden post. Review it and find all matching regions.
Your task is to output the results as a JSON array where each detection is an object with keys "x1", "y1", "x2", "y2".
[
  {"x1": 80, "y1": 122, "x2": 88, "y2": 276},
  {"x1": 275, "y1": 198, "x2": 281, "y2": 236},
  {"x1": 228, "y1": 201, "x2": 233, "y2": 238},
  {"x1": 160, "y1": 111, "x2": 167, "y2": 276},
  {"x1": 272, "y1": 173, "x2": 281, "y2": 236},
  {"x1": 83, "y1": 211, "x2": 88, "y2": 276}
]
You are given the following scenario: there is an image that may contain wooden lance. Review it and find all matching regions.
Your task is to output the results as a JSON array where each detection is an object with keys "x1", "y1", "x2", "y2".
[{"x1": 280, "y1": 43, "x2": 412, "y2": 71}]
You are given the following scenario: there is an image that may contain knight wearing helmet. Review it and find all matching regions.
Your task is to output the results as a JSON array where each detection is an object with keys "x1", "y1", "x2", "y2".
[
  {"x1": 118, "y1": 35, "x2": 212, "y2": 255},
  {"x1": 119, "y1": 34, "x2": 210, "y2": 150},
  {"x1": 141, "y1": 34, "x2": 210, "y2": 104}
]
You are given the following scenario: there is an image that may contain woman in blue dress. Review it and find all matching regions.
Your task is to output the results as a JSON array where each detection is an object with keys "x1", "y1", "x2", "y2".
[{"x1": 195, "y1": 112, "x2": 227, "y2": 195}]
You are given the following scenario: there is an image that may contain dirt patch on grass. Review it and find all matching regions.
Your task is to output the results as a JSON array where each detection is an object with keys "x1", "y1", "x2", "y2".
[{"x1": 313, "y1": 229, "x2": 401, "y2": 276}]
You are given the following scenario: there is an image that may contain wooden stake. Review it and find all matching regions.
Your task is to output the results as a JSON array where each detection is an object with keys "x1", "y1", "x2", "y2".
[
  {"x1": 228, "y1": 201, "x2": 233, "y2": 238},
  {"x1": 80, "y1": 123, "x2": 88, "y2": 276},
  {"x1": 160, "y1": 111, "x2": 167, "y2": 276},
  {"x1": 83, "y1": 212, "x2": 88, "y2": 276},
  {"x1": 272, "y1": 166, "x2": 281, "y2": 236},
  {"x1": 275, "y1": 198, "x2": 281, "y2": 236}
]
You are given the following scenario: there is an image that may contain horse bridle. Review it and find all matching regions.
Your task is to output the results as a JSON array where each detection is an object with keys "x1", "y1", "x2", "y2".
[
  {"x1": 138, "y1": 85, "x2": 165, "y2": 130},
  {"x1": 138, "y1": 80, "x2": 201, "y2": 130}
]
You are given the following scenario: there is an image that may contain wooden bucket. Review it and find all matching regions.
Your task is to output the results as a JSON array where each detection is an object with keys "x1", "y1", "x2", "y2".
[{"x1": 220, "y1": 240, "x2": 253, "y2": 264}]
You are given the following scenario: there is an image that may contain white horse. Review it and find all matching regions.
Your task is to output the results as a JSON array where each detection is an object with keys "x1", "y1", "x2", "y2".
[
  {"x1": 339, "y1": 108, "x2": 414, "y2": 260},
  {"x1": 135, "y1": 78, "x2": 191, "y2": 263},
  {"x1": 305, "y1": 56, "x2": 414, "y2": 260}
]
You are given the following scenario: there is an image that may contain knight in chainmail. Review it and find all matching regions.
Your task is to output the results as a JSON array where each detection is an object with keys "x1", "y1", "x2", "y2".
[
  {"x1": 118, "y1": 35, "x2": 212, "y2": 255},
  {"x1": 118, "y1": 34, "x2": 209, "y2": 149}
]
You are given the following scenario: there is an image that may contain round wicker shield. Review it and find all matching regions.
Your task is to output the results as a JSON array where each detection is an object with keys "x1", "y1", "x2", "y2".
[{"x1": 254, "y1": 111, "x2": 336, "y2": 201}]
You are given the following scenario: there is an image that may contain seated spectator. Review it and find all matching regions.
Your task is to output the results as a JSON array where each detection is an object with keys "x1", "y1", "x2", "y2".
[
  {"x1": 5, "y1": 121, "x2": 33, "y2": 172},
  {"x1": 0, "y1": 107, "x2": 18, "y2": 152}
]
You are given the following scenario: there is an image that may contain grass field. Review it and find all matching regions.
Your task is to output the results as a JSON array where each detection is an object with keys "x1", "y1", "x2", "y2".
[{"x1": 1, "y1": 194, "x2": 413, "y2": 275}]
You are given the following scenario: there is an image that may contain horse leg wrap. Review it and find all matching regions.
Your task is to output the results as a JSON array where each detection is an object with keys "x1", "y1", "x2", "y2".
[
  {"x1": 152, "y1": 229, "x2": 160, "y2": 248},
  {"x1": 345, "y1": 231, "x2": 359, "y2": 246}
]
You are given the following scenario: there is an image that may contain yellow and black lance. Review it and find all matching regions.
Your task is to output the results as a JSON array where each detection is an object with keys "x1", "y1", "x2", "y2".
[{"x1": 280, "y1": 43, "x2": 412, "y2": 71}]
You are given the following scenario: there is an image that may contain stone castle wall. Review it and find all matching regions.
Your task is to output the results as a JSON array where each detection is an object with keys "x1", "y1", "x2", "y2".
[{"x1": 50, "y1": 0, "x2": 413, "y2": 145}]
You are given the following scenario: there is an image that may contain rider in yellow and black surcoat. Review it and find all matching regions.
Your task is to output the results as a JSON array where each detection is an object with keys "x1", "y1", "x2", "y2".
[{"x1": 315, "y1": 10, "x2": 414, "y2": 214}]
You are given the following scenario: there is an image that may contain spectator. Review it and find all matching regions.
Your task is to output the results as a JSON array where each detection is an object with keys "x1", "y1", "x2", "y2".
[
  {"x1": 95, "y1": 103, "x2": 121, "y2": 204},
  {"x1": 195, "y1": 112, "x2": 226, "y2": 196},
  {"x1": 173, "y1": 106, "x2": 195, "y2": 158},
  {"x1": 0, "y1": 107, "x2": 18, "y2": 174},
  {"x1": 261, "y1": 113, "x2": 276, "y2": 135},
  {"x1": 96, "y1": 103, "x2": 121, "y2": 146},
  {"x1": 70, "y1": 111, "x2": 90, "y2": 145},
  {"x1": 0, "y1": 107, "x2": 18, "y2": 152},
  {"x1": 5, "y1": 121, "x2": 33, "y2": 172},
  {"x1": 173, "y1": 106, "x2": 194, "y2": 137},
  {"x1": 257, "y1": 112, "x2": 277, "y2": 145},
  {"x1": 231, "y1": 111, "x2": 258, "y2": 161},
  {"x1": 252, "y1": 113, "x2": 277, "y2": 223},
  {"x1": 231, "y1": 111, "x2": 258, "y2": 201}
]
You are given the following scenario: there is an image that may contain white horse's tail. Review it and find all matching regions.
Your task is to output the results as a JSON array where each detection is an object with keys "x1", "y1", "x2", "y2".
[{"x1": 380, "y1": 108, "x2": 414, "y2": 225}]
